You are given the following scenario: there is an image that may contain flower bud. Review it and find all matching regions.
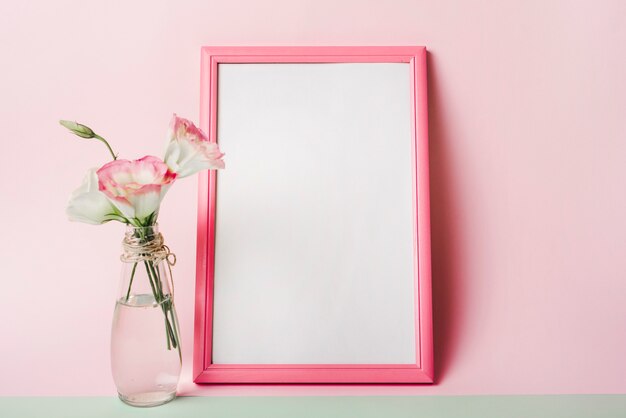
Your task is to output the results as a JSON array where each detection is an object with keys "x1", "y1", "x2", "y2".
[{"x1": 59, "y1": 120, "x2": 96, "y2": 138}]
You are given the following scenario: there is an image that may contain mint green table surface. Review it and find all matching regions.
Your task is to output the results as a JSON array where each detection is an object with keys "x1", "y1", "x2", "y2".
[{"x1": 1, "y1": 395, "x2": 625, "y2": 417}]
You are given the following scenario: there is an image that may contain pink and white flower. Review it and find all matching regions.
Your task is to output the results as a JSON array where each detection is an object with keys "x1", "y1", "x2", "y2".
[
  {"x1": 97, "y1": 156, "x2": 177, "y2": 224},
  {"x1": 164, "y1": 114, "x2": 224, "y2": 178},
  {"x1": 64, "y1": 114, "x2": 225, "y2": 227},
  {"x1": 67, "y1": 169, "x2": 126, "y2": 225}
]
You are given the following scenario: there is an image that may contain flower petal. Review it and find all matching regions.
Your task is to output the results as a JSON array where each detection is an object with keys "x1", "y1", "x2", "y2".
[
  {"x1": 96, "y1": 156, "x2": 176, "y2": 224},
  {"x1": 164, "y1": 115, "x2": 224, "y2": 178},
  {"x1": 126, "y1": 184, "x2": 171, "y2": 220},
  {"x1": 67, "y1": 169, "x2": 126, "y2": 224}
]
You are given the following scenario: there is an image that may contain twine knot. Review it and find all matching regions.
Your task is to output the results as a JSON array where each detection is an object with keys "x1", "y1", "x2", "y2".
[
  {"x1": 120, "y1": 229, "x2": 177, "y2": 298},
  {"x1": 120, "y1": 231, "x2": 177, "y2": 267}
]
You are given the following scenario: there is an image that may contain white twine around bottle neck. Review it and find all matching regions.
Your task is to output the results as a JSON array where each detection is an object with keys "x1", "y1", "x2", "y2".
[{"x1": 120, "y1": 231, "x2": 177, "y2": 297}]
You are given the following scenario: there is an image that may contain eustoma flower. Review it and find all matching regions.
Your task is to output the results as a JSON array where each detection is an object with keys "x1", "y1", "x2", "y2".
[
  {"x1": 63, "y1": 115, "x2": 223, "y2": 227},
  {"x1": 96, "y1": 156, "x2": 177, "y2": 225},
  {"x1": 62, "y1": 115, "x2": 225, "y2": 377},
  {"x1": 164, "y1": 114, "x2": 224, "y2": 178},
  {"x1": 67, "y1": 168, "x2": 127, "y2": 225}
]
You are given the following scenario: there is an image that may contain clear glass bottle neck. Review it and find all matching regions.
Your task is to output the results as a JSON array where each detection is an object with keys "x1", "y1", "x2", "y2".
[
  {"x1": 118, "y1": 223, "x2": 172, "y2": 300},
  {"x1": 124, "y1": 224, "x2": 160, "y2": 242}
]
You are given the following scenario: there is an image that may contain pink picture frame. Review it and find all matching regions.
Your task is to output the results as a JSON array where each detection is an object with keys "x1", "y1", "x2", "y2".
[{"x1": 194, "y1": 46, "x2": 433, "y2": 383}]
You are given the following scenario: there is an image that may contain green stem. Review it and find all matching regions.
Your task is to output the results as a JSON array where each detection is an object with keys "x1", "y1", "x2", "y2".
[
  {"x1": 143, "y1": 261, "x2": 160, "y2": 301},
  {"x1": 130, "y1": 226, "x2": 180, "y2": 352},
  {"x1": 94, "y1": 133, "x2": 117, "y2": 160},
  {"x1": 144, "y1": 260, "x2": 177, "y2": 350},
  {"x1": 169, "y1": 305, "x2": 182, "y2": 361},
  {"x1": 125, "y1": 262, "x2": 138, "y2": 302},
  {"x1": 147, "y1": 261, "x2": 163, "y2": 296},
  {"x1": 143, "y1": 261, "x2": 170, "y2": 349}
]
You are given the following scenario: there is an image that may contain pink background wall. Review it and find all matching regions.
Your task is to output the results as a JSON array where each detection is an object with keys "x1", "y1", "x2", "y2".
[{"x1": 1, "y1": 0, "x2": 625, "y2": 396}]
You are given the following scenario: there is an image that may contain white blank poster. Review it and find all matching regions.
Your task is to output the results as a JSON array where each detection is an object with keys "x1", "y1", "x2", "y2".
[{"x1": 212, "y1": 63, "x2": 416, "y2": 364}]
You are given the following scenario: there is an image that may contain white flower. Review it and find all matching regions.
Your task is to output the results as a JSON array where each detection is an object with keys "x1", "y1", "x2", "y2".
[
  {"x1": 66, "y1": 169, "x2": 126, "y2": 225},
  {"x1": 164, "y1": 114, "x2": 224, "y2": 178},
  {"x1": 96, "y1": 156, "x2": 177, "y2": 224}
]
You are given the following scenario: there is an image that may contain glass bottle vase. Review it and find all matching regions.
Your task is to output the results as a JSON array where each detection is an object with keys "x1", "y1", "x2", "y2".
[{"x1": 111, "y1": 224, "x2": 181, "y2": 407}]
